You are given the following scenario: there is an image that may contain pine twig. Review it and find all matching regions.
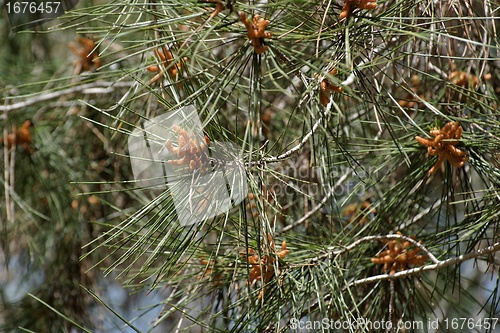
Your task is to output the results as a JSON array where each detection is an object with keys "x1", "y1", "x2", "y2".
[
  {"x1": 311, "y1": 234, "x2": 440, "y2": 265},
  {"x1": 247, "y1": 75, "x2": 337, "y2": 168},
  {"x1": 0, "y1": 81, "x2": 134, "y2": 112},
  {"x1": 288, "y1": 241, "x2": 500, "y2": 332},
  {"x1": 279, "y1": 167, "x2": 353, "y2": 234},
  {"x1": 279, "y1": 129, "x2": 383, "y2": 233}
]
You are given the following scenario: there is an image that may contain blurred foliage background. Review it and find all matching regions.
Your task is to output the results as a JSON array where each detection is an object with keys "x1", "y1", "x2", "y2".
[{"x1": 0, "y1": 0, "x2": 499, "y2": 332}]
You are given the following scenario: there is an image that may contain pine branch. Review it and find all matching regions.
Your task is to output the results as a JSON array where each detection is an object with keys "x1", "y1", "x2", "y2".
[
  {"x1": 315, "y1": 234, "x2": 440, "y2": 264},
  {"x1": 287, "y1": 241, "x2": 500, "y2": 332},
  {"x1": 0, "y1": 81, "x2": 135, "y2": 112}
]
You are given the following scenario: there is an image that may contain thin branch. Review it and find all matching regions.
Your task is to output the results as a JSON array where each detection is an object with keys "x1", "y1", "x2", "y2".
[
  {"x1": 311, "y1": 234, "x2": 439, "y2": 264},
  {"x1": 471, "y1": 122, "x2": 500, "y2": 142},
  {"x1": 0, "y1": 81, "x2": 135, "y2": 112},
  {"x1": 246, "y1": 76, "x2": 336, "y2": 168},
  {"x1": 392, "y1": 198, "x2": 442, "y2": 232},
  {"x1": 263, "y1": 102, "x2": 334, "y2": 164},
  {"x1": 279, "y1": 167, "x2": 353, "y2": 234},
  {"x1": 280, "y1": 129, "x2": 382, "y2": 233},
  {"x1": 387, "y1": 280, "x2": 394, "y2": 333},
  {"x1": 427, "y1": 62, "x2": 448, "y2": 80},
  {"x1": 350, "y1": 241, "x2": 500, "y2": 286},
  {"x1": 341, "y1": 43, "x2": 384, "y2": 86}
]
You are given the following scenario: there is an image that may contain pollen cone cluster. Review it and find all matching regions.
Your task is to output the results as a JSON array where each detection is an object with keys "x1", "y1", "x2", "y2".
[
  {"x1": 316, "y1": 69, "x2": 342, "y2": 107},
  {"x1": 240, "y1": 12, "x2": 272, "y2": 54},
  {"x1": 147, "y1": 48, "x2": 187, "y2": 84},
  {"x1": 340, "y1": 0, "x2": 377, "y2": 19},
  {"x1": 0, "y1": 120, "x2": 34, "y2": 153},
  {"x1": 69, "y1": 37, "x2": 101, "y2": 74},
  {"x1": 371, "y1": 232, "x2": 427, "y2": 275},
  {"x1": 415, "y1": 121, "x2": 467, "y2": 175},
  {"x1": 240, "y1": 234, "x2": 289, "y2": 299}
]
